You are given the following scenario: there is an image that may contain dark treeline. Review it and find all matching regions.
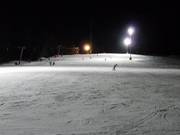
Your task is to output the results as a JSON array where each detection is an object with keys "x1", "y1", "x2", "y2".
[
  {"x1": 1, "y1": 44, "x2": 179, "y2": 64},
  {"x1": 0, "y1": 45, "x2": 58, "y2": 63}
]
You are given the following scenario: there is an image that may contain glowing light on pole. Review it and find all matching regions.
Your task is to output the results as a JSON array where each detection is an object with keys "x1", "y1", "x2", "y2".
[
  {"x1": 126, "y1": 26, "x2": 135, "y2": 60},
  {"x1": 123, "y1": 37, "x2": 132, "y2": 47},
  {"x1": 127, "y1": 27, "x2": 135, "y2": 36},
  {"x1": 123, "y1": 37, "x2": 132, "y2": 60},
  {"x1": 84, "y1": 44, "x2": 91, "y2": 53}
]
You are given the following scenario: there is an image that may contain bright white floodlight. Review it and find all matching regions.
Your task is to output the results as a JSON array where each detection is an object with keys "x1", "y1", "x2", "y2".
[
  {"x1": 123, "y1": 37, "x2": 132, "y2": 47},
  {"x1": 127, "y1": 27, "x2": 135, "y2": 36}
]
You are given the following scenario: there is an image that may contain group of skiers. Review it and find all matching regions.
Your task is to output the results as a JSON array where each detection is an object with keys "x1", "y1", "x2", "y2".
[
  {"x1": 47, "y1": 57, "x2": 55, "y2": 66},
  {"x1": 49, "y1": 61, "x2": 55, "y2": 66},
  {"x1": 48, "y1": 57, "x2": 118, "y2": 70}
]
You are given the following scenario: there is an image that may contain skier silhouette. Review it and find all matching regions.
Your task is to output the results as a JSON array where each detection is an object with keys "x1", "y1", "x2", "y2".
[
  {"x1": 49, "y1": 61, "x2": 52, "y2": 66},
  {"x1": 113, "y1": 64, "x2": 118, "y2": 71}
]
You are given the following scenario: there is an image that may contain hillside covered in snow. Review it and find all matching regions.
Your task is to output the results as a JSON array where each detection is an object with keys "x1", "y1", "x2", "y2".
[{"x1": 0, "y1": 53, "x2": 180, "y2": 135}]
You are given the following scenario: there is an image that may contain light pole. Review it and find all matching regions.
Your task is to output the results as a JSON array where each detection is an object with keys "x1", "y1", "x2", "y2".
[
  {"x1": 57, "y1": 45, "x2": 62, "y2": 56},
  {"x1": 126, "y1": 26, "x2": 135, "y2": 60},
  {"x1": 18, "y1": 46, "x2": 26, "y2": 65},
  {"x1": 123, "y1": 37, "x2": 132, "y2": 60}
]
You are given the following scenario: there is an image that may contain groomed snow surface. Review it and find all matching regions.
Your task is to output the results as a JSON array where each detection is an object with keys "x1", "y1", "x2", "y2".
[{"x1": 0, "y1": 53, "x2": 180, "y2": 135}]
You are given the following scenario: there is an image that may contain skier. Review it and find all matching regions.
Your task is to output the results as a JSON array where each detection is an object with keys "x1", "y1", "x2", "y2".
[
  {"x1": 49, "y1": 61, "x2": 52, "y2": 66},
  {"x1": 53, "y1": 61, "x2": 55, "y2": 66},
  {"x1": 14, "y1": 62, "x2": 18, "y2": 66},
  {"x1": 113, "y1": 64, "x2": 118, "y2": 71}
]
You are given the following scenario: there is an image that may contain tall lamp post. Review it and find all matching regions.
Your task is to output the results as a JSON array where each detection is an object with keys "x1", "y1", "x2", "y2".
[
  {"x1": 57, "y1": 45, "x2": 62, "y2": 56},
  {"x1": 123, "y1": 37, "x2": 132, "y2": 60},
  {"x1": 123, "y1": 26, "x2": 135, "y2": 60},
  {"x1": 18, "y1": 46, "x2": 26, "y2": 65}
]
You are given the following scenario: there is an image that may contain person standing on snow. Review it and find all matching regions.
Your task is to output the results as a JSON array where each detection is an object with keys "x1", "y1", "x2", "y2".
[
  {"x1": 113, "y1": 64, "x2": 118, "y2": 71},
  {"x1": 49, "y1": 61, "x2": 52, "y2": 66}
]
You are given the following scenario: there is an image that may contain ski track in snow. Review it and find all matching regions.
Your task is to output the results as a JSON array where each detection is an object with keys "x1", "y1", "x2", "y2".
[{"x1": 0, "y1": 54, "x2": 180, "y2": 135}]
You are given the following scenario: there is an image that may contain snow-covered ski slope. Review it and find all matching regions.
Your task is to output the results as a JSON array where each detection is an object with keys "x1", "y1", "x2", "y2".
[{"x1": 0, "y1": 53, "x2": 180, "y2": 135}]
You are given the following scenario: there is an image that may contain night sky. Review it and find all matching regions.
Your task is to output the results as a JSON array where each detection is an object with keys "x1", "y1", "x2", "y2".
[{"x1": 0, "y1": 1, "x2": 179, "y2": 61}]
